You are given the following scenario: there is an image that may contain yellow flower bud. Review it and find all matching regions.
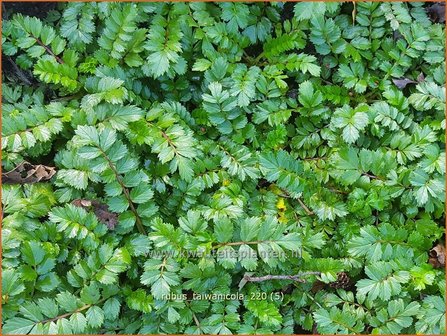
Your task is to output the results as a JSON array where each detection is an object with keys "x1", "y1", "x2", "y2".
[
  {"x1": 276, "y1": 197, "x2": 287, "y2": 210},
  {"x1": 278, "y1": 211, "x2": 288, "y2": 223}
]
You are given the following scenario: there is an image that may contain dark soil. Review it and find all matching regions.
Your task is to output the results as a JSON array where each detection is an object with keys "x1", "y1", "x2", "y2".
[
  {"x1": 2, "y1": 2, "x2": 57, "y2": 20},
  {"x1": 2, "y1": 2, "x2": 58, "y2": 84},
  {"x1": 2, "y1": 56, "x2": 35, "y2": 86},
  {"x1": 280, "y1": 2, "x2": 295, "y2": 22}
]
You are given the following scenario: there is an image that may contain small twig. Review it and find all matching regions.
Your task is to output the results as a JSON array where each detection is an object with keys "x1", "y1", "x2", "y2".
[
  {"x1": 7, "y1": 56, "x2": 32, "y2": 85},
  {"x1": 277, "y1": 187, "x2": 314, "y2": 216},
  {"x1": 97, "y1": 147, "x2": 146, "y2": 235},
  {"x1": 192, "y1": 312, "x2": 201, "y2": 330},
  {"x1": 42, "y1": 297, "x2": 107, "y2": 324},
  {"x1": 303, "y1": 157, "x2": 326, "y2": 161},
  {"x1": 297, "y1": 198, "x2": 314, "y2": 216},
  {"x1": 243, "y1": 50, "x2": 253, "y2": 62},
  {"x1": 213, "y1": 240, "x2": 264, "y2": 250},
  {"x1": 362, "y1": 173, "x2": 384, "y2": 181},
  {"x1": 35, "y1": 38, "x2": 64, "y2": 64},
  {"x1": 51, "y1": 92, "x2": 84, "y2": 102},
  {"x1": 185, "y1": 301, "x2": 202, "y2": 331},
  {"x1": 252, "y1": 51, "x2": 265, "y2": 64},
  {"x1": 244, "y1": 271, "x2": 321, "y2": 283},
  {"x1": 321, "y1": 79, "x2": 333, "y2": 86},
  {"x1": 329, "y1": 188, "x2": 348, "y2": 195}
]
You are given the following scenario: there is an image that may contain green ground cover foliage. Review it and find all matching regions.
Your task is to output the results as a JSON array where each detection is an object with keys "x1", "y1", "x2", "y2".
[{"x1": 1, "y1": 1, "x2": 446, "y2": 335}]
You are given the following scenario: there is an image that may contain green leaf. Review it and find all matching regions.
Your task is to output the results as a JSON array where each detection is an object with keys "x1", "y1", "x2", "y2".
[
  {"x1": 330, "y1": 147, "x2": 361, "y2": 185},
  {"x1": 331, "y1": 104, "x2": 369, "y2": 144},
  {"x1": 86, "y1": 306, "x2": 105, "y2": 328},
  {"x1": 246, "y1": 300, "x2": 282, "y2": 327},
  {"x1": 337, "y1": 63, "x2": 367, "y2": 93},
  {"x1": 2, "y1": 4, "x2": 445, "y2": 335},
  {"x1": 103, "y1": 297, "x2": 121, "y2": 321},
  {"x1": 56, "y1": 292, "x2": 79, "y2": 312},
  {"x1": 356, "y1": 263, "x2": 410, "y2": 301},
  {"x1": 238, "y1": 244, "x2": 258, "y2": 271},
  {"x1": 220, "y1": 3, "x2": 250, "y2": 31},
  {"x1": 410, "y1": 169, "x2": 445, "y2": 206},
  {"x1": 98, "y1": 4, "x2": 138, "y2": 59},
  {"x1": 20, "y1": 302, "x2": 43, "y2": 322},
  {"x1": 70, "y1": 312, "x2": 87, "y2": 333},
  {"x1": 229, "y1": 65, "x2": 260, "y2": 107},
  {"x1": 3, "y1": 317, "x2": 36, "y2": 334},
  {"x1": 314, "y1": 306, "x2": 364, "y2": 334},
  {"x1": 259, "y1": 150, "x2": 305, "y2": 195},
  {"x1": 298, "y1": 81, "x2": 323, "y2": 109},
  {"x1": 21, "y1": 241, "x2": 45, "y2": 266},
  {"x1": 2, "y1": 269, "x2": 25, "y2": 297},
  {"x1": 294, "y1": 2, "x2": 331, "y2": 21},
  {"x1": 370, "y1": 300, "x2": 420, "y2": 334},
  {"x1": 38, "y1": 298, "x2": 59, "y2": 319},
  {"x1": 80, "y1": 282, "x2": 100, "y2": 304},
  {"x1": 140, "y1": 259, "x2": 180, "y2": 300},
  {"x1": 126, "y1": 289, "x2": 153, "y2": 313},
  {"x1": 239, "y1": 217, "x2": 260, "y2": 242},
  {"x1": 415, "y1": 295, "x2": 446, "y2": 334},
  {"x1": 130, "y1": 183, "x2": 154, "y2": 204}
]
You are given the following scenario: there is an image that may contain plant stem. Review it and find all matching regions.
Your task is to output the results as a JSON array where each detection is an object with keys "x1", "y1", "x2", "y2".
[
  {"x1": 186, "y1": 301, "x2": 202, "y2": 331},
  {"x1": 97, "y1": 147, "x2": 146, "y2": 235},
  {"x1": 297, "y1": 198, "x2": 314, "y2": 216},
  {"x1": 244, "y1": 271, "x2": 321, "y2": 283},
  {"x1": 253, "y1": 52, "x2": 265, "y2": 64},
  {"x1": 213, "y1": 240, "x2": 265, "y2": 249},
  {"x1": 35, "y1": 37, "x2": 64, "y2": 64},
  {"x1": 42, "y1": 297, "x2": 108, "y2": 324},
  {"x1": 278, "y1": 188, "x2": 314, "y2": 216}
]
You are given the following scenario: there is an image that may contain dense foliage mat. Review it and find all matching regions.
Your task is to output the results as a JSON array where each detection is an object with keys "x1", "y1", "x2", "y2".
[{"x1": 1, "y1": 2, "x2": 446, "y2": 335}]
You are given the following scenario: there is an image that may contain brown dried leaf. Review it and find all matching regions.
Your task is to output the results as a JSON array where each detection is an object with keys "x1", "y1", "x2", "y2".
[
  {"x1": 72, "y1": 199, "x2": 92, "y2": 208},
  {"x1": 392, "y1": 77, "x2": 417, "y2": 90},
  {"x1": 429, "y1": 244, "x2": 445, "y2": 268},
  {"x1": 93, "y1": 205, "x2": 118, "y2": 230},
  {"x1": 417, "y1": 72, "x2": 425, "y2": 83},
  {"x1": 427, "y1": 2, "x2": 445, "y2": 24},
  {"x1": 2, "y1": 162, "x2": 56, "y2": 184},
  {"x1": 311, "y1": 280, "x2": 326, "y2": 293},
  {"x1": 72, "y1": 199, "x2": 118, "y2": 230},
  {"x1": 329, "y1": 272, "x2": 350, "y2": 289},
  {"x1": 281, "y1": 284, "x2": 294, "y2": 295},
  {"x1": 72, "y1": 199, "x2": 91, "y2": 211}
]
